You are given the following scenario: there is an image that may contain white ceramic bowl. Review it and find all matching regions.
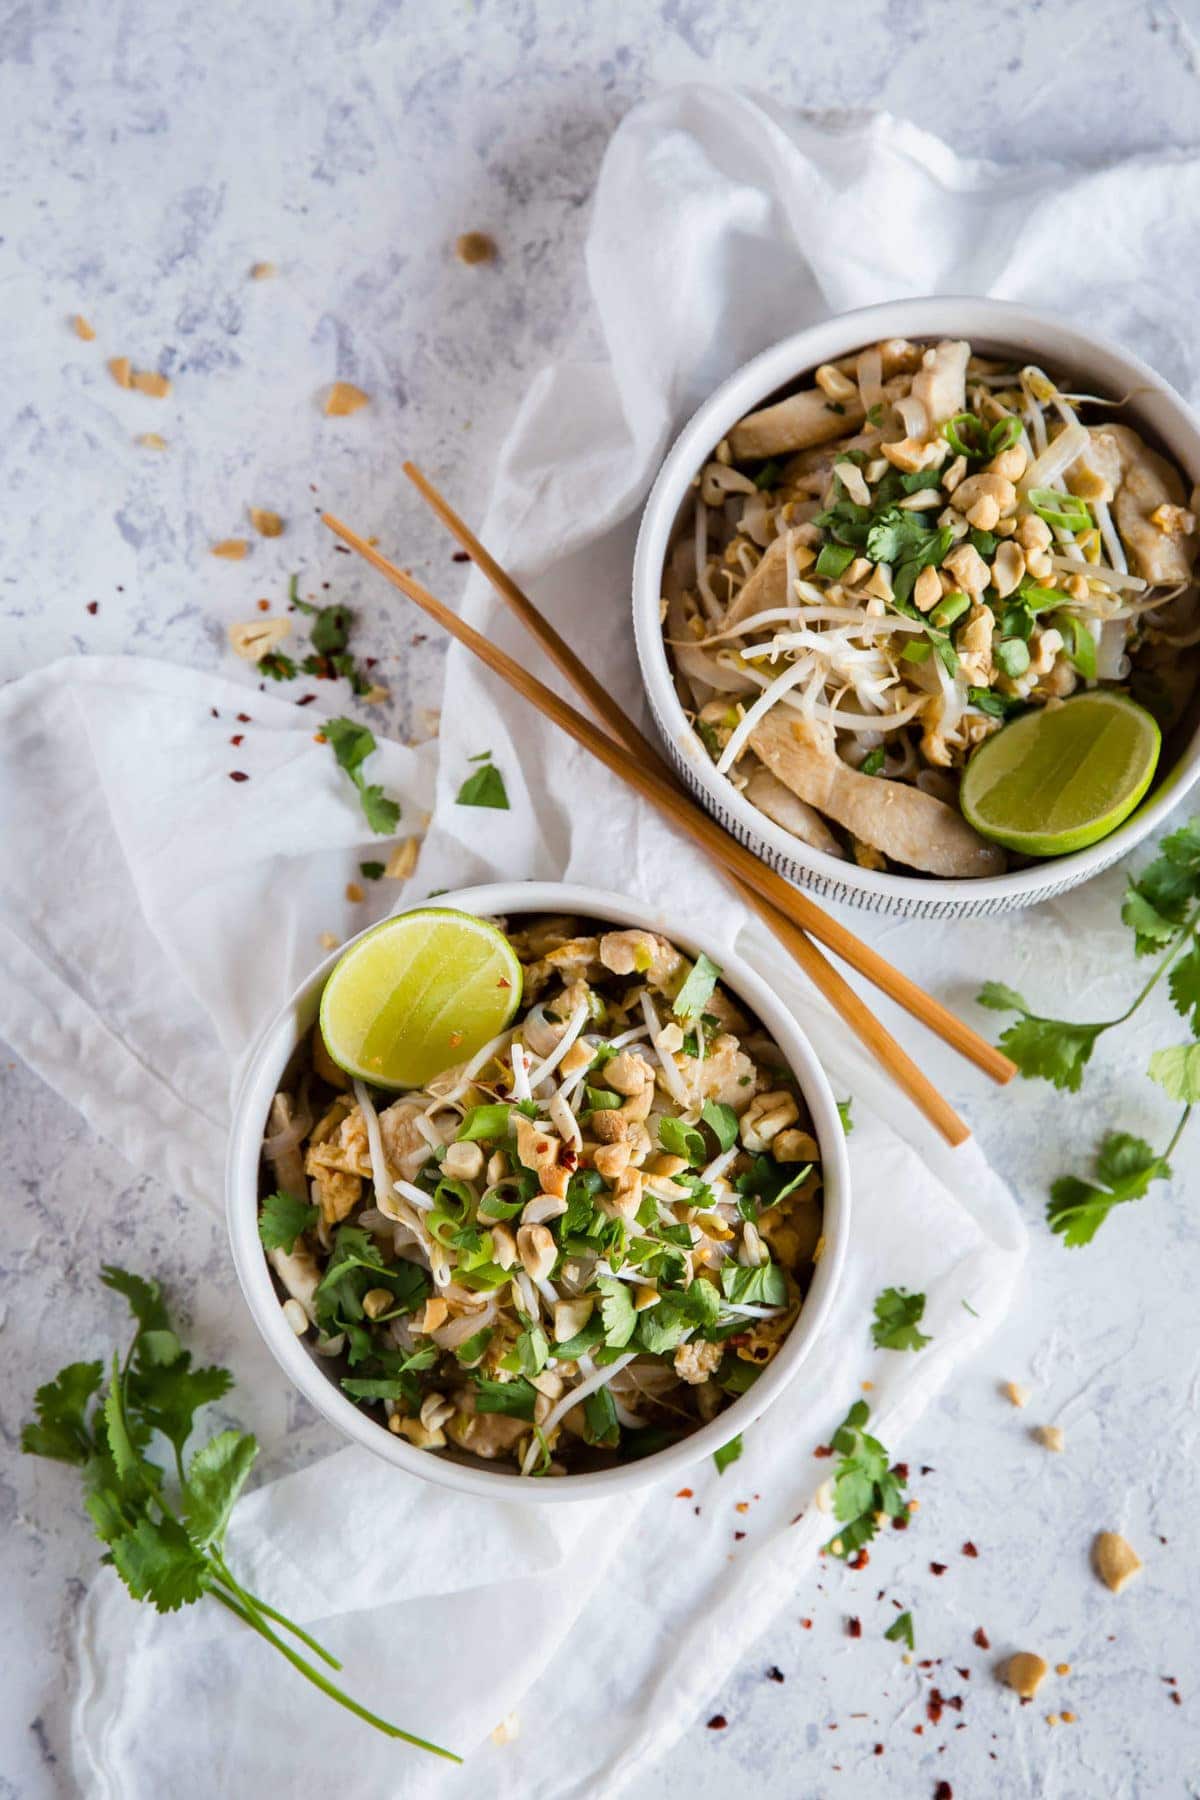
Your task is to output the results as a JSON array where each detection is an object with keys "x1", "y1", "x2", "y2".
[
  {"x1": 227, "y1": 881, "x2": 850, "y2": 1504},
  {"x1": 633, "y1": 297, "x2": 1200, "y2": 919}
]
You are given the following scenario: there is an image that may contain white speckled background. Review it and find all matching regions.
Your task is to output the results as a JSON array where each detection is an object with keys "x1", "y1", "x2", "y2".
[{"x1": 4, "y1": 3, "x2": 1200, "y2": 1796}]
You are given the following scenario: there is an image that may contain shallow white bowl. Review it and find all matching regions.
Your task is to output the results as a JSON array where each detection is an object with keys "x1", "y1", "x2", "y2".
[
  {"x1": 633, "y1": 296, "x2": 1200, "y2": 919},
  {"x1": 227, "y1": 881, "x2": 850, "y2": 1504}
]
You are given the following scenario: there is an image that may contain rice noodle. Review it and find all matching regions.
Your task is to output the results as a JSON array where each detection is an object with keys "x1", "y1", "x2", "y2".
[
  {"x1": 702, "y1": 1145, "x2": 741, "y2": 1183},
  {"x1": 1049, "y1": 554, "x2": 1144, "y2": 594},
  {"x1": 639, "y1": 991, "x2": 692, "y2": 1109},
  {"x1": 354, "y1": 1079, "x2": 399, "y2": 1219},
  {"x1": 1022, "y1": 421, "x2": 1089, "y2": 492},
  {"x1": 1092, "y1": 497, "x2": 1128, "y2": 574},
  {"x1": 525, "y1": 997, "x2": 590, "y2": 1089},
  {"x1": 510, "y1": 1042, "x2": 533, "y2": 1104},
  {"x1": 715, "y1": 660, "x2": 812, "y2": 773}
]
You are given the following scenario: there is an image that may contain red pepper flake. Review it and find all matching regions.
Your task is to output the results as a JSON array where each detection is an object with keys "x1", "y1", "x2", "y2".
[
  {"x1": 333, "y1": 543, "x2": 350, "y2": 554},
  {"x1": 497, "y1": 977, "x2": 511, "y2": 988},
  {"x1": 800, "y1": 1618, "x2": 812, "y2": 1630},
  {"x1": 297, "y1": 693, "x2": 318, "y2": 706},
  {"x1": 365, "y1": 655, "x2": 377, "y2": 667},
  {"x1": 847, "y1": 1617, "x2": 862, "y2": 1639},
  {"x1": 957, "y1": 1667, "x2": 971, "y2": 1681},
  {"x1": 228, "y1": 770, "x2": 249, "y2": 782},
  {"x1": 891, "y1": 1461, "x2": 909, "y2": 1481},
  {"x1": 257, "y1": 598, "x2": 270, "y2": 612},
  {"x1": 893, "y1": 1514, "x2": 909, "y2": 1531},
  {"x1": 930, "y1": 1562, "x2": 947, "y2": 1576},
  {"x1": 676, "y1": 1488, "x2": 693, "y2": 1499},
  {"x1": 560, "y1": 1147, "x2": 578, "y2": 1170},
  {"x1": 86, "y1": 600, "x2": 99, "y2": 614},
  {"x1": 973, "y1": 1628, "x2": 990, "y2": 1651},
  {"x1": 935, "y1": 1784, "x2": 953, "y2": 1800},
  {"x1": 1171, "y1": 1692, "x2": 1182, "y2": 1706},
  {"x1": 230, "y1": 734, "x2": 244, "y2": 746},
  {"x1": 913, "y1": 1724, "x2": 923, "y2": 1735},
  {"x1": 236, "y1": 712, "x2": 251, "y2": 723},
  {"x1": 734, "y1": 1531, "x2": 746, "y2": 1542},
  {"x1": 927, "y1": 1692, "x2": 944, "y2": 1725},
  {"x1": 766, "y1": 1667, "x2": 785, "y2": 1684},
  {"x1": 210, "y1": 707, "x2": 219, "y2": 718},
  {"x1": 693, "y1": 1505, "x2": 701, "y2": 1516},
  {"x1": 962, "y1": 1541, "x2": 978, "y2": 1558},
  {"x1": 735, "y1": 1501, "x2": 750, "y2": 1514},
  {"x1": 1164, "y1": 1676, "x2": 1178, "y2": 1685},
  {"x1": 452, "y1": 550, "x2": 470, "y2": 563},
  {"x1": 706, "y1": 1715, "x2": 727, "y2": 1731},
  {"x1": 849, "y1": 1549, "x2": 870, "y2": 1570},
  {"x1": 813, "y1": 1444, "x2": 833, "y2": 1458}
]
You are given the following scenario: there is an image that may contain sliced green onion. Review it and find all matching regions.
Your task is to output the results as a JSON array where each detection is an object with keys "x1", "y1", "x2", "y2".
[
  {"x1": 943, "y1": 413, "x2": 987, "y2": 458},
  {"x1": 929, "y1": 590, "x2": 970, "y2": 630},
  {"x1": 995, "y1": 638, "x2": 1030, "y2": 678},
  {"x1": 1018, "y1": 580, "x2": 1062, "y2": 614},
  {"x1": 860, "y1": 748, "x2": 885, "y2": 776},
  {"x1": 814, "y1": 542, "x2": 856, "y2": 580},
  {"x1": 934, "y1": 636, "x2": 959, "y2": 677},
  {"x1": 754, "y1": 459, "x2": 782, "y2": 491},
  {"x1": 987, "y1": 416, "x2": 1022, "y2": 454},
  {"x1": 1056, "y1": 612, "x2": 1097, "y2": 680},
  {"x1": 901, "y1": 638, "x2": 933, "y2": 664},
  {"x1": 1027, "y1": 487, "x2": 1092, "y2": 533}
]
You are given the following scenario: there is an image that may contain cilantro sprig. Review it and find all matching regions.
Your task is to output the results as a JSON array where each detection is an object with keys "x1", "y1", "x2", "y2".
[
  {"x1": 870, "y1": 1287, "x2": 931, "y2": 1352},
  {"x1": 981, "y1": 819, "x2": 1200, "y2": 1246},
  {"x1": 22, "y1": 1267, "x2": 459, "y2": 1761},
  {"x1": 323, "y1": 717, "x2": 402, "y2": 834}
]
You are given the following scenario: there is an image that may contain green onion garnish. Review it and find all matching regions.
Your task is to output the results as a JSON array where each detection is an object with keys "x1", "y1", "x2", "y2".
[{"x1": 1027, "y1": 487, "x2": 1092, "y2": 533}]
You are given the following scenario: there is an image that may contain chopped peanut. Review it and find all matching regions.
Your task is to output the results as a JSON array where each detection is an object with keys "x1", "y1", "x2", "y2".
[
  {"x1": 1003, "y1": 1653, "x2": 1049, "y2": 1699},
  {"x1": 1003, "y1": 1381, "x2": 1031, "y2": 1408},
  {"x1": 212, "y1": 538, "x2": 249, "y2": 560},
  {"x1": 249, "y1": 507, "x2": 285, "y2": 537},
  {"x1": 324, "y1": 381, "x2": 370, "y2": 416},
  {"x1": 72, "y1": 314, "x2": 96, "y2": 341},
  {"x1": 1093, "y1": 1531, "x2": 1142, "y2": 1593}
]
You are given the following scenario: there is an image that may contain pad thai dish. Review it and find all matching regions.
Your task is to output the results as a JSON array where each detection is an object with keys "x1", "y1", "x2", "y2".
[
  {"x1": 662, "y1": 337, "x2": 1200, "y2": 877},
  {"x1": 259, "y1": 915, "x2": 826, "y2": 1477}
]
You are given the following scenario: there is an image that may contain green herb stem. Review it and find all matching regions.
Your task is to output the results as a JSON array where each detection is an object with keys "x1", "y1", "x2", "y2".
[{"x1": 1114, "y1": 909, "x2": 1200, "y2": 1024}]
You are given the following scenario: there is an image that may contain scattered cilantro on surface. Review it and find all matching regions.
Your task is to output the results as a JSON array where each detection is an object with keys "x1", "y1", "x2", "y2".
[
  {"x1": 713, "y1": 1433, "x2": 743, "y2": 1475},
  {"x1": 824, "y1": 1400, "x2": 907, "y2": 1558},
  {"x1": 455, "y1": 753, "x2": 510, "y2": 810},
  {"x1": 837, "y1": 1099, "x2": 853, "y2": 1135},
  {"x1": 1047, "y1": 1130, "x2": 1177, "y2": 1247},
  {"x1": 871, "y1": 1287, "x2": 931, "y2": 1352},
  {"x1": 20, "y1": 1266, "x2": 458, "y2": 1760},
  {"x1": 324, "y1": 717, "x2": 402, "y2": 834},
  {"x1": 884, "y1": 1610, "x2": 915, "y2": 1650}
]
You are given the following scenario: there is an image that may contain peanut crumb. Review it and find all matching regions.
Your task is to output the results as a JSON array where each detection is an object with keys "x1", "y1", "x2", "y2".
[
  {"x1": 323, "y1": 381, "x2": 369, "y2": 417},
  {"x1": 130, "y1": 369, "x2": 171, "y2": 398},
  {"x1": 1033, "y1": 1425, "x2": 1064, "y2": 1453},
  {"x1": 1003, "y1": 1653, "x2": 1049, "y2": 1699},
  {"x1": 1055, "y1": 1663, "x2": 1071, "y2": 1676},
  {"x1": 250, "y1": 261, "x2": 276, "y2": 280},
  {"x1": 345, "y1": 882, "x2": 365, "y2": 904},
  {"x1": 136, "y1": 433, "x2": 168, "y2": 450},
  {"x1": 1061, "y1": 1711, "x2": 1076, "y2": 1723},
  {"x1": 456, "y1": 230, "x2": 497, "y2": 265},
  {"x1": 1003, "y1": 1381, "x2": 1031, "y2": 1408},
  {"x1": 319, "y1": 932, "x2": 339, "y2": 951},
  {"x1": 902, "y1": 1653, "x2": 914, "y2": 1667},
  {"x1": 1046, "y1": 1714, "x2": 1059, "y2": 1727},
  {"x1": 384, "y1": 837, "x2": 421, "y2": 881},
  {"x1": 364, "y1": 684, "x2": 391, "y2": 705},
  {"x1": 108, "y1": 356, "x2": 132, "y2": 388},
  {"x1": 72, "y1": 314, "x2": 96, "y2": 341},
  {"x1": 490, "y1": 1712, "x2": 519, "y2": 1746},
  {"x1": 1093, "y1": 1531, "x2": 1142, "y2": 1594},
  {"x1": 249, "y1": 507, "x2": 285, "y2": 538},
  {"x1": 212, "y1": 539, "x2": 250, "y2": 560},
  {"x1": 906, "y1": 1499, "x2": 919, "y2": 1513},
  {"x1": 228, "y1": 618, "x2": 291, "y2": 663},
  {"x1": 861, "y1": 1380, "x2": 874, "y2": 1391}
]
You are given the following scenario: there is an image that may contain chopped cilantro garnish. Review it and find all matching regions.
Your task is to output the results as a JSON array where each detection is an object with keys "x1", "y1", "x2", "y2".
[
  {"x1": 700, "y1": 1100, "x2": 739, "y2": 1152},
  {"x1": 713, "y1": 1433, "x2": 743, "y2": 1475},
  {"x1": 258, "y1": 1190, "x2": 320, "y2": 1254},
  {"x1": 323, "y1": 717, "x2": 401, "y2": 835},
  {"x1": 359, "y1": 860, "x2": 386, "y2": 880},
  {"x1": 860, "y1": 747, "x2": 885, "y2": 777},
  {"x1": 824, "y1": 1400, "x2": 906, "y2": 1557},
  {"x1": 673, "y1": 953, "x2": 722, "y2": 1021},
  {"x1": 473, "y1": 1375, "x2": 537, "y2": 1419},
  {"x1": 871, "y1": 1287, "x2": 931, "y2": 1352},
  {"x1": 658, "y1": 1115, "x2": 706, "y2": 1165},
  {"x1": 884, "y1": 1611, "x2": 915, "y2": 1650},
  {"x1": 456, "y1": 756, "x2": 510, "y2": 810}
]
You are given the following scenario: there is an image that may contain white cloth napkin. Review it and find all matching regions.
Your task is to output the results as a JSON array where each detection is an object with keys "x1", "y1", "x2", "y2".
[{"x1": 30, "y1": 75, "x2": 1200, "y2": 1792}]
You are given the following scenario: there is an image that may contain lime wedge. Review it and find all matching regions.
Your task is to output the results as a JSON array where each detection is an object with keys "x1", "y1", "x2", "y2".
[
  {"x1": 318, "y1": 909, "x2": 523, "y2": 1089},
  {"x1": 960, "y1": 691, "x2": 1161, "y2": 857}
]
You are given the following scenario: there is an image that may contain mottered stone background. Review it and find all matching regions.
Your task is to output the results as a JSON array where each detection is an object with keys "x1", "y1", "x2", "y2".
[{"x1": 3, "y1": 3, "x2": 1200, "y2": 1796}]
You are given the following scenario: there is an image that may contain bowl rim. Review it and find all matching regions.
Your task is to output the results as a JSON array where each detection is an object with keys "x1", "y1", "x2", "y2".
[
  {"x1": 226, "y1": 880, "x2": 851, "y2": 1503},
  {"x1": 632, "y1": 294, "x2": 1200, "y2": 910}
]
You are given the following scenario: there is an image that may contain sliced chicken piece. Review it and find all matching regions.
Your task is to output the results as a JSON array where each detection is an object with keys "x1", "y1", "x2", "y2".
[
  {"x1": 264, "y1": 1092, "x2": 308, "y2": 1197},
  {"x1": 745, "y1": 765, "x2": 845, "y2": 859},
  {"x1": 730, "y1": 387, "x2": 866, "y2": 461},
  {"x1": 749, "y1": 712, "x2": 1005, "y2": 878},
  {"x1": 909, "y1": 339, "x2": 969, "y2": 429},
  {"x1": 1065, "y1": 427, "x2": 1123, "y2": 503},
  {"x1": 599, "y1": 929, "x2": 685, "y2": 994},
  {"x1": 1104, "y1": 424, "x2": 1199, "y2": 584},
  {"x1": 378, "y1": 1099, "x2": 431, "y2": 1182},
  {"x1": 723, "y1": 533, "x2": 791, "y2": 629},
  {"x1": 685, "y1": 1034, "x2": 757, "y2": 1112}
]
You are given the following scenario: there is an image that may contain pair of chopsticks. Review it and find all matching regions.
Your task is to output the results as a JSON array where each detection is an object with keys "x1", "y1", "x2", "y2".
[{"x1": 322, "y1": 475, "x2": 1015, "y2": 1147}]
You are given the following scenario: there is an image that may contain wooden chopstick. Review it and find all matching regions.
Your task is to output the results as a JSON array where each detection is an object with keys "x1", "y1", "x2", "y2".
[
  {"x1": 322, "y1": 514, "x2": 1014, "y2": 1113},
  {"x1": 400, "y1": 463, "x2": 980, "y2": 1147}
]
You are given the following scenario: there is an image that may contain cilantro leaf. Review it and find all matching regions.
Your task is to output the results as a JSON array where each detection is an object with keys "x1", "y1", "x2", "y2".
[
  {"x1": 673, "y1": 952, "x2": 723, "y2": 1021},
  {"x1": 734, "y1": 1154, "x2": 812, "y2": 1213},
  {"x1": 359, "y1": 860, "x2": 386, "y2": 880},
  {"x1": 721, "y1": 1262, "x2": 787, "y2": 1307},
  {"x1": 457, "y1": 1103, "x2": 512, "y2": 1141},
  {"x1": 1160, "y1": 822, "x2": 1200, "y2": 870},
  {"x1": 597, "y1": 1277, "x2": 638, "y2": 1349},
  {"x1": 456, "y1": 758, "x2": 509, "y2": 809},
  {"x1": 1148, "y1": 1042, "x2": 1200, "y2": 1103},
  {"x1": 885, "y1": 1611, "x2": 914, "y2": 1650},
  {"x1": 713, "y1": 1433, "x2": 743, "y2": 1475},
  {"x1": 110, "y1": 1513, "x2": 211, "y2": 1613},
  {"x1": 184, "y1": 1430, "x2": 258, "y2": 1549},
  {"x1": 323, "y1": 717, "x2": 402, "y2": 836},
  {"x1": 21, "y1": 1361, "x2": 103, "y2": 1465},
  {"x1": 128, "y1": 1360, "x2": 235, "y2": 1456},
  {"x1": 1168, "y1": 944, "x2": 1200, "y2": 1033},
  {"x1": 825, "y1": 1400, "x2": 906, "y2": 1557},
  {"x1": 975, "y1": 984, "x2": 1105, "y2": 1092},
  {"x1": 473, "y1": 1376, "x2": 537, "y2": 1420},
  {"x1": 100, "y1": 1267, "x2": 170, "y2": 1333},
  {"x1": 871, "y1": 1287, "x2": 931, "y2": 1352},
  {"x1": 837, "y1": 1099, "x2": 853, "y2": 1135},
  {"x1": 582, "y1": 1386, "x2": 620, "y2": 1447},
  {"x1": 454, "y1": 1328, "x2": 493, "y2": 1367},
  {"x1": 658, "y1": 1115, "x2": 706, "y2": 1165},
  {"x1": 700, "y1": 1100, "x2": 739, "y2": 1152},
  {"x1": 1047, "y1": 1131, "x2": 1169, "y2": 1247},
  {"x1": 1122, "y1": 885, "x2": 1182, "y2": 956},
  {"x1": 258, "y1": 1190, "x2": 320, "y2": 1254}
]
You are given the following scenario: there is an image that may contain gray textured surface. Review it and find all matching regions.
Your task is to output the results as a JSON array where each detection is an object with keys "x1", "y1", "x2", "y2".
[{"x1": 4, "y1": 2, "x2": 1200, "y2": 1795}]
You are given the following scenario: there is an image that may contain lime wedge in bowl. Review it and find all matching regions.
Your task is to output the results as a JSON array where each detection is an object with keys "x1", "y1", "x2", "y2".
[
  {"x1": 318, "y1": 908, "x2": 523, "y2": 1088},
  {"x1": 960, "y1": 690, "x2": 1161, "y2": 858}
]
